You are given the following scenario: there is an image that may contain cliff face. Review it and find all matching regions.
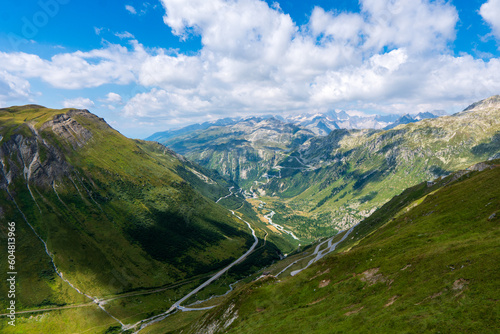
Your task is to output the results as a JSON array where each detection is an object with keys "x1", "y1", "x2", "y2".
[
  {"x1": 40, "y1": 111, "x2": 93, "y2": 149},
  {"x1": 5, "y1": 107, "x2": 127, "y2": 185},
  {"x1": 0, "y1": 133, "x2": 68, "y2": 188},
  {"x1": 0, "y1": 108, "x2": 106, "y2": 190}
]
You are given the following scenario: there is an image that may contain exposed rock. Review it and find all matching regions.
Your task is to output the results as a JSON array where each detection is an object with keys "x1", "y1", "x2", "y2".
[
  {"x1": 308, "y1": 296, "x2": 327, "y2": 305},
  {"x1": 384, "y1": 295, "x2": 399, "y2": 307},
  {"x1": 462, "y1": 95, "x2": 500, "y2": 113},
  {"x1": 359, "y1": 268, "x2": 387, "y2": 286},
  {"x1": 40, "y1": 112, "x2": 92, "y2": 149},
  {"x1": 400, "y1": 264, "x2": 412, "y2": 271},
  {"x1": 319, "y1": 279, "x2": 331, "y2": 288},
  {"x1": 344, "y1": 306, "x2": 364, "y2": 316},
  {"x1": 0, "y1": 133, "x2": 70, "y2": 188},
  {"x1": 0, "y1": 109, "x2": 100, "y2": 189},
  {"x1": 194, "y1": 303, "x2": 239, "y2": 334},
  {"x1": 468, "y1": 162, "x2": 493, "y2": 172},
  {"x1": 452, "y1": 279, "x2": 469, "y2": 291}
]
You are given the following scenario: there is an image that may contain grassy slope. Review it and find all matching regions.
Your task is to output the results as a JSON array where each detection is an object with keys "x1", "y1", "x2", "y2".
[
  {"x1": 188, "y1": 162, "x2": 500, "y2": 333},
  {"x1": 0, "y1": 106, "x2": 275, "y2": 332}
]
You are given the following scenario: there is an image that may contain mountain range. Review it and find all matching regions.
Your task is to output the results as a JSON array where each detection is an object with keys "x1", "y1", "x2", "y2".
[
  {"x1": 146, "y1": 110, "x2": 445, "y2": 188},
  {"x1": 147, "y1": 96, "x2": 500, "y2": 240},
  {"x1": 257, "y1": 96, "x2": 500, "y2": 234},
  {"x1": 147, "y1": 109, "x2": 446, "y2": 141},
  {"x1": 0, "y1": 96, "x2": 498, "y2": 333}
]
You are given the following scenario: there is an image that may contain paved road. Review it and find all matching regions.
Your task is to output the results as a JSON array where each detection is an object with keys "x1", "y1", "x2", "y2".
[
  {"x1": 275, "y1": 236, "x2": 330, "y2": 277},
  {"x1": 290, "y1": 225, "x2": 356, "y2": 276},
  {"x1": 132, "y1": 210, "x2": 259, "y2": 332},
  {"x1": 216, "y1": 186, "x2": 235, "y2": 203},
  {"x1": 171, "y1": 210, "x2": 258, "y2": 310},
  {"x1": 260, "y1": 201, "x2": 300, "y2": 241}
]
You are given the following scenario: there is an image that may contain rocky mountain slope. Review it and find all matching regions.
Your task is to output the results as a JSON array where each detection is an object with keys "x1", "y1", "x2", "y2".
[
  {"x1": 152, "y1": 117, "x2": 315, "y2": 187},
  {"x1": 383, "y1": 111, "x2": 443, "y2": 130},
  {"x1": 0, "y1": 105, "x2": 282, "y2": 333},
  {"x1": 146, "y1": 96, "x2": 499, "y2": 241},
  {"x1": 147, "y1": 117, "x2": 242, "y2": 143},
  {"x1": 185, "y1": 160, "x2": 500, "y2": 334},
  {"x1": 283, "y1": 110, "x2": 445, "y2": 135}
]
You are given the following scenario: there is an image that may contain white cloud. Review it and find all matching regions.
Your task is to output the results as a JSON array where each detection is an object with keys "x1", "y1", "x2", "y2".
[
  {"x1": 0, "y1": 0, "x2": 498, "y2": 130},
  {"x1": 139, "y1": 53, "x2": 203, "y2": 88},
  {"x1": 115, "y1": 31, "x2": 135, "y2": 39},
  {"x1": 0, "y1": 42, "x2": 148, "y2": 89},
  {"x1": 345, "y1": 110, "x2": 370, "y2": 117},
  {"x1": 480, "y1": 0, "x2": 500, "y2": 38},
  {"x1": 63, "y1": 97, "x2": 95, "y2": 109},
  {"x1": 94, "y1": 27, "x2": 103, "y2": 35},
  {"x1": 0, "y1": 70, "x2": 32, "y2": 105},
  {"x1": 310, "y1": 49, "x2": 410, "y2": 105},
  {"x1": 359, "y1": 0, "x2": 458, "y2": 53},
  {"x1": 125, "y1": 5, "x2": 137, "y2": 14},
  {"x1": 104, "y1": 92, "x2": 123, "y2": 104},
  {"x1": 123, "y1": 88, "x2": 210, "y2": 118}
]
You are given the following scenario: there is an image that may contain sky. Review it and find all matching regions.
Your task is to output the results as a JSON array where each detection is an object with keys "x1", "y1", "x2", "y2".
[{"x1": 0, "y1": 0, "x2": 499, "y2": 138}]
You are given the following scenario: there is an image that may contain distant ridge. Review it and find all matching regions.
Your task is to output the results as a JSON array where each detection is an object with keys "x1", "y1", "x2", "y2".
[
  {"x1": 0, "y1": 104, "x2": 47, "y2": 111},
  {"x1": 462, "y1": 94, "x2": 500, "y2": 112}
]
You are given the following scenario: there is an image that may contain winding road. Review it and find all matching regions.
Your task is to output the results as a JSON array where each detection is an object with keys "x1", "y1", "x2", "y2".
[
  {"x1": 263, "y1": 207, "x2": 300, "y2": 240},
  {"x1": 216, "y1": 186, "x2": 235, "y2": 203},
  {"x1": 132, "y1": 209, "x2": 259, "y2": 332},
  {"x1": 290, "y1": 224, "x2": 357, "y2": 276}
]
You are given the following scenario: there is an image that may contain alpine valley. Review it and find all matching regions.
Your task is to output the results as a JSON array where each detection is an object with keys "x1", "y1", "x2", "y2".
[{"x1": 0, "y1": 96, "x2": 499, "y2": 333}]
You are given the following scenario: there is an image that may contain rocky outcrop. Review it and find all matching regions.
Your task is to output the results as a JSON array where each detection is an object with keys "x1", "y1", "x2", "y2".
[
  {"x1": 0, "y1": 109, "x2": 97, "y2": 189},
  {"x1": 0, "y1": 133, "x2": 70, "y2": 188},
  {"x1": 40, "y1": 111, "x2": 93, "y2": 149}
]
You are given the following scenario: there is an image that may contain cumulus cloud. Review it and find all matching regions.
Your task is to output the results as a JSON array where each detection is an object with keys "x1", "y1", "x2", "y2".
[
  {"x1": 139, "y1": 53, "x2": 203, "y2": 88},
  {"x1": 123, "y1": 88, "x2": 210, "y2": 118},
  {"x1": 0, "y1": 70, "x2": 32, "y2": 105},
  {"x1": 359, "y1": 0, "x2": 458, "y2": 53},
  {"x1": 63, "y1": 97, "x2": 95, "y2": 109},
  {"x1": 0, "y1": 42, "x2": 147, "y2": 89},
  {"x1": 310, "y1": 49, "x2": 410, "y2": 105},
  {"x1": 480, "y1": 0, "x2": 500, "y2": 38},
  {"x1": 104, "y1": 92, "x2": 123, "y2": 104},
  {"x1": 0, "y1": 0, "x2": 498, "y2": 127}
]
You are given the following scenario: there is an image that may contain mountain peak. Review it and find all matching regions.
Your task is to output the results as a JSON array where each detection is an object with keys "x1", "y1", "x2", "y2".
[{"x1": 463, "y1": 95, "x2": 500, "y2": 112}]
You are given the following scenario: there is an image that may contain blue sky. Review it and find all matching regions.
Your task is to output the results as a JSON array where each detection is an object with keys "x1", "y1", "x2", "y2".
[{"x1": 0, "y1": 0, "x2": 500, "y2": 138}]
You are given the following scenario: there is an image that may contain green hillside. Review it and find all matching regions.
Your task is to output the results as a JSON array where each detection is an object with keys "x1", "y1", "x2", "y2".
[
  {"x1": 0, "y1": 106, "x2": 282, "y2": 332},
  {"x1": 187, "y1": 160, "x2": 500, "y2": 333}
]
